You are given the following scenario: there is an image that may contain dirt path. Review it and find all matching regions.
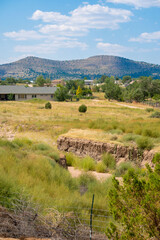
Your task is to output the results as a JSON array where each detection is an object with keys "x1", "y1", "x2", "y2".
[
  {"x1": 68, "y1": 167, "x2": 113, "y2": 181},
  {"x1": 115, "y1": 103, "x2": 144, "y2": 109}
]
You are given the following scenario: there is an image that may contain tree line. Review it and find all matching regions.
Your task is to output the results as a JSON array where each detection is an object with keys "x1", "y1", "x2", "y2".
[{"x1": 98, "y1": 75, "x2": 160, "y2": 102}]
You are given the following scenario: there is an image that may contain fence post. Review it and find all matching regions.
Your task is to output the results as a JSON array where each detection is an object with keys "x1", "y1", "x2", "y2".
[{"x1": 90, "y1": 194, "x2": 95, "y2": 240}]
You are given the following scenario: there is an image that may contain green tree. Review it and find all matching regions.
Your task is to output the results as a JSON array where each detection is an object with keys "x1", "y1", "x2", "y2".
[
  {"x1": 106, "y1": 158, "x2": 160, "y2": 240},
  {"x1": 35, "y1": 75, "x2": 45, "y2": 87},
  {"x1": 45, "y1": 78, "x2": 51, "y2": 86},
  {"x1": 104, "y1": 79, "x2": 122, "y2": 101},
  {"x1": 122, "y1": 75, "x2": 132, "y2": 84},
  {"x1": 131, "y1": 88, "x2": 145, "y2": 102},
  {"x1": 7, "y1": 94, "x2": 15, "y2": 100},
  {"x1": 54, "y1": 86, "x2": 69, "y2": 101}
]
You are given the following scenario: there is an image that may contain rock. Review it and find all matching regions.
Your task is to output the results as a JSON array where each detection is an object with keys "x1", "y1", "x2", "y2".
[
  {"x1": 57, "y1": 136, "x2": 155, "y2": 167},
  {"x1": 58, "y1": 154, "x2": 68, "y2": 169}
]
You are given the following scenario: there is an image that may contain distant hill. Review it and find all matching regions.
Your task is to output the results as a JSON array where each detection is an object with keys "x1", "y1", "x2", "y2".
[{"x1": 1, "y1": 55, "x2": 160, "y2": 80}]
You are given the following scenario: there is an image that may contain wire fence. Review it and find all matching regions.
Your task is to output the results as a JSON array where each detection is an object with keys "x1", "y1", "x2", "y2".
[
  {"x1": 142, "y1": 100, "x2": 160, "y2": 108},
  {"x1": 0, "y1": 195, "x2": 110, "y2": 240}
]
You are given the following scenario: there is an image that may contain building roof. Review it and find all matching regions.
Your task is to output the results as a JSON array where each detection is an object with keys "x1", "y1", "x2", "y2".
[
  {"x1": 0, "y1": 86, "x2": 57, "y2": 94},
  {"x1": 52, "y1": 79, "x2": 63, "y2": 83},
  {"x1": 84, "y1": 80, "x2": 94, "y2": 83}
]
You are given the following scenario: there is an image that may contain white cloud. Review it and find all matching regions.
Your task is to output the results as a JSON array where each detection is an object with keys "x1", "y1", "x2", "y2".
[
  {"x1": 97, "y1": 42, "x2": 132, "y2": 54},
  {"x1": 15, "y1": 39, "x2": 87, "y2": 54},
  {"x1": 95, "y1": 38, "x2": 104, "y2": 42},
  {"x1": 31, "y1": 10, "x2": 69, "y2": 23},
  {"x1": 31, "y1": 4, "x2": 132, "y2": 35},
  {"x1": 106, "y1": 0, "x2": 160, "y2": 8},
  {"x1": 4, "y1": 4, "x2": 132, "y2": 55},
  {"x1": 130, "y1": 31, "x2": 160, "y2": 42},
  {"x1": 3, "y1": 30, "x2": 44, "y2": 41},
  {"x1": 39, "y1": 24, "x2": 87, "y2": 36}
]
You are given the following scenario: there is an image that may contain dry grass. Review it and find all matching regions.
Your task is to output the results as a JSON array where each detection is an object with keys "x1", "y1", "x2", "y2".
[{"x1": 0, "y1": 97, "x2": 159, "y2": 150}]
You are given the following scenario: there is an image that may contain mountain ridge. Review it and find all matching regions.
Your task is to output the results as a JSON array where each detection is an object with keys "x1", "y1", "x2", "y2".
[{"x1": 1, "y1": 55, "x2": 160, "y2": 80}]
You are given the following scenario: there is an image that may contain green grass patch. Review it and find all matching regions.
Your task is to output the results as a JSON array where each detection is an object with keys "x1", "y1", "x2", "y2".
[
  {"x1": 115, "y1": 162, "x2": 133, "y2": 177},
  {"x1": 96, "y1": 162, "x2": 107, "y2": 173},
  {"x1": 136, "y1": 136, "x2": 154, "y2": 150},
  {"x1": 122, "y1": 133, "x2": 139, "y2": 143},
  {"x1": 25, "y1": 98, "x2": 48, "y2": 104},
  {"x1": 150, "y1": 111, "x2": 160, "y2": 118},
  {"x1": 102, "y1": 153, "x2": 116, "y2": 170},
  {"x1": 146, "y1": 108, "x2": 154, "y2": 112}
]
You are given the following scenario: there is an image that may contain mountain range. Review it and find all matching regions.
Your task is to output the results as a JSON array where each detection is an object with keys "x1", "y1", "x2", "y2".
[{"x1": 1, "y1": 55, "x2": 160, "y2": 80}]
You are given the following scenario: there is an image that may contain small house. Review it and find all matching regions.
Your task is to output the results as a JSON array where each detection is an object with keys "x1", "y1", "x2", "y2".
[{"x1": 0, "y1": 86, "x2": 57, "y2": 101}]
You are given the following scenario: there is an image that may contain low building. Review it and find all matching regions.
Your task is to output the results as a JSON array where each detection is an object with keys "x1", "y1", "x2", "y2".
[
  {"x1": 0, "y1": 85, "x2": 57, "y2": 101},
  {"x1": 84, "y1": 80, "x2": 94, "y2": 85}
]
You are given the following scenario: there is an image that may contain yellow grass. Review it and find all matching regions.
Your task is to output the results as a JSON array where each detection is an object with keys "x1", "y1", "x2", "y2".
[{"x1": 0, "y1": 97, "x2": 159, "y2": 150}]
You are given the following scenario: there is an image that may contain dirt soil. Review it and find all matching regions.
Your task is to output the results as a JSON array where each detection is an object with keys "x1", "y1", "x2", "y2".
[
  {"x1": 0, "y1": 206, "x2": 65, "y2": 240},
  {"x1": 68, "y1": 166, "x2": 122, "y2": 183}
]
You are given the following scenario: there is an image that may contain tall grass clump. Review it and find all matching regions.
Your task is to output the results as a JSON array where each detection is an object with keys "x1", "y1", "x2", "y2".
[
  {"x1": 26, "y1": 98, "x2": 47, "y2": 104},
  {"x1": 0, "y1": 171, "x2": 25, "y2": 208},
  {"x1": 146, "y1": 108, "x2": 154, "y2": 112},
  {"x1": 13, "y1": 138, "x2": 33, "y2": 147},
  {"x1": 66, "y1": 152, "x2": 75, "y2": 166},
  {"x1": 152, "y1": 152, "x2": 160, "y2": 164},
  {"x1": 150, "y1": 111, "x2": 160, "y2": 118},
  {"x1": 102, "y1": 153, "x2": 116, "y2": 170},
  {"x1": 136, "y1": 136, "x2": 154, "y2": 150},
  {"x1": 142, "y1": 129, "x2": 159, "y2": 138},
  {"x1": 96, "y1": 162, "x2": 106, "y2": 173},
  {"x1": 89, "y1": 119, "x2": 110, "y2": 131},
  {"x1": 80, "y1": 156, "x2": 96, "y2": 171},
  {"x1": 115, "y1": 162, "x2": 133, "y2": 177},
  {"x1": 33, "y1": 143, "x2": 51, "y2": 151},
  {"x1": 0, "y1": 138, "x2": 17, "y2": 149},
  {"x1": 48, "y1": 151, "x2": 60, "y2": 162},
  {"x1": 122, "y1": 133, "x2": 139, "y2": 143}
]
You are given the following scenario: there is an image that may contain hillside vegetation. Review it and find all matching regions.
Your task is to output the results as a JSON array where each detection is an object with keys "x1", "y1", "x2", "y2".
[
  {"x1": 1, "y1": 55, "x2": 160, "y2": 79},
  {"x1": 0, "y1": 97, "x2": 160, "y2": 238}
]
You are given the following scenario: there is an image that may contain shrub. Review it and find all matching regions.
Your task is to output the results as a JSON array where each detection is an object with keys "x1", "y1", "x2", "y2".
[
  {"x1": 110, "y1": 135, "x2": 118, "y2": 141},
  {"x1": 78, "y1": 173, "x2": 96, "y2": 187},
  {"x1": 96, "y1": 162, "x2": 106, "y2": 173},
  {"x1": 48, "y1": 152, "x2": 60, "y2": 162},
  {"x1": 146, "y1": 108, "x2": 154, "y2": 112},
  {"x1": 136, "y1": 137, "x2": 154, "y2": 150},
  {"x1": 115, "y1": 162, "x2": 133, "y2": 177},
  {"x1": 13, "y1": 138, "x2": 32, "y2": 147},
  {"x1": 33, "y1": 143, "x2": 51, "y2": 151},
  {"x1": 102, "y1": 153, "x2": 116, "y2": 170},
  {"x1": 152, "y1": 152, "x2": 160, "y2": 164},
  {"x1": 78, "y1": 104, "x2": 87, "y2": 113},
  {"x1": 45, "y1": 102, "x2": 52, "y2": 109},
  {"x1": 0, "y1": 172, "x2": 22, "y2": 208},
  {"x1": 81, "y1": 156, "x2": 96, "y2": 171},
  {"x1": 7, "y1": 94, "x2": 14, "y2": 101},
  {"x1": 142, "y1": 129, "x2": 159, "y2": 138},
  {"x1": 0, "y1": 139, "x2": 17, "y2": 149},
  {"x1": 66, "y1": 153, "x2": 75, "y2": 166},
  {"x1": 122, "y1": 133, "x2": 138, "y2": 142},
  {"x1": 109, "y1": 129, "x2": 123, "y2": 135},
  {"x1": 150, "y1": 111, "x2": 160, "y2": 118}
]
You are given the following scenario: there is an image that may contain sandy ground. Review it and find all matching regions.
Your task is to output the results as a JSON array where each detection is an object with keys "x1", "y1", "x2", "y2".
[
  {"x1": 68, "y1": 166, "x2": 121, "y2": 182},
  {"x1": 115, "y1": 102, "x2": 145, "y2": 109}
]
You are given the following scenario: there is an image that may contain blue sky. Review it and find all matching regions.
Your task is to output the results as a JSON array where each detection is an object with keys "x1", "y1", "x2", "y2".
[{"x1": 1, "y1": 0, "x2": 160, "y2": 64}]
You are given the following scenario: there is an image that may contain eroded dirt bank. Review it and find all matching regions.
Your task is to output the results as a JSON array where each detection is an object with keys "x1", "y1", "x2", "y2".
[{"x1": 57, "y1": 136, "x2": 155, "y2": 167}]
